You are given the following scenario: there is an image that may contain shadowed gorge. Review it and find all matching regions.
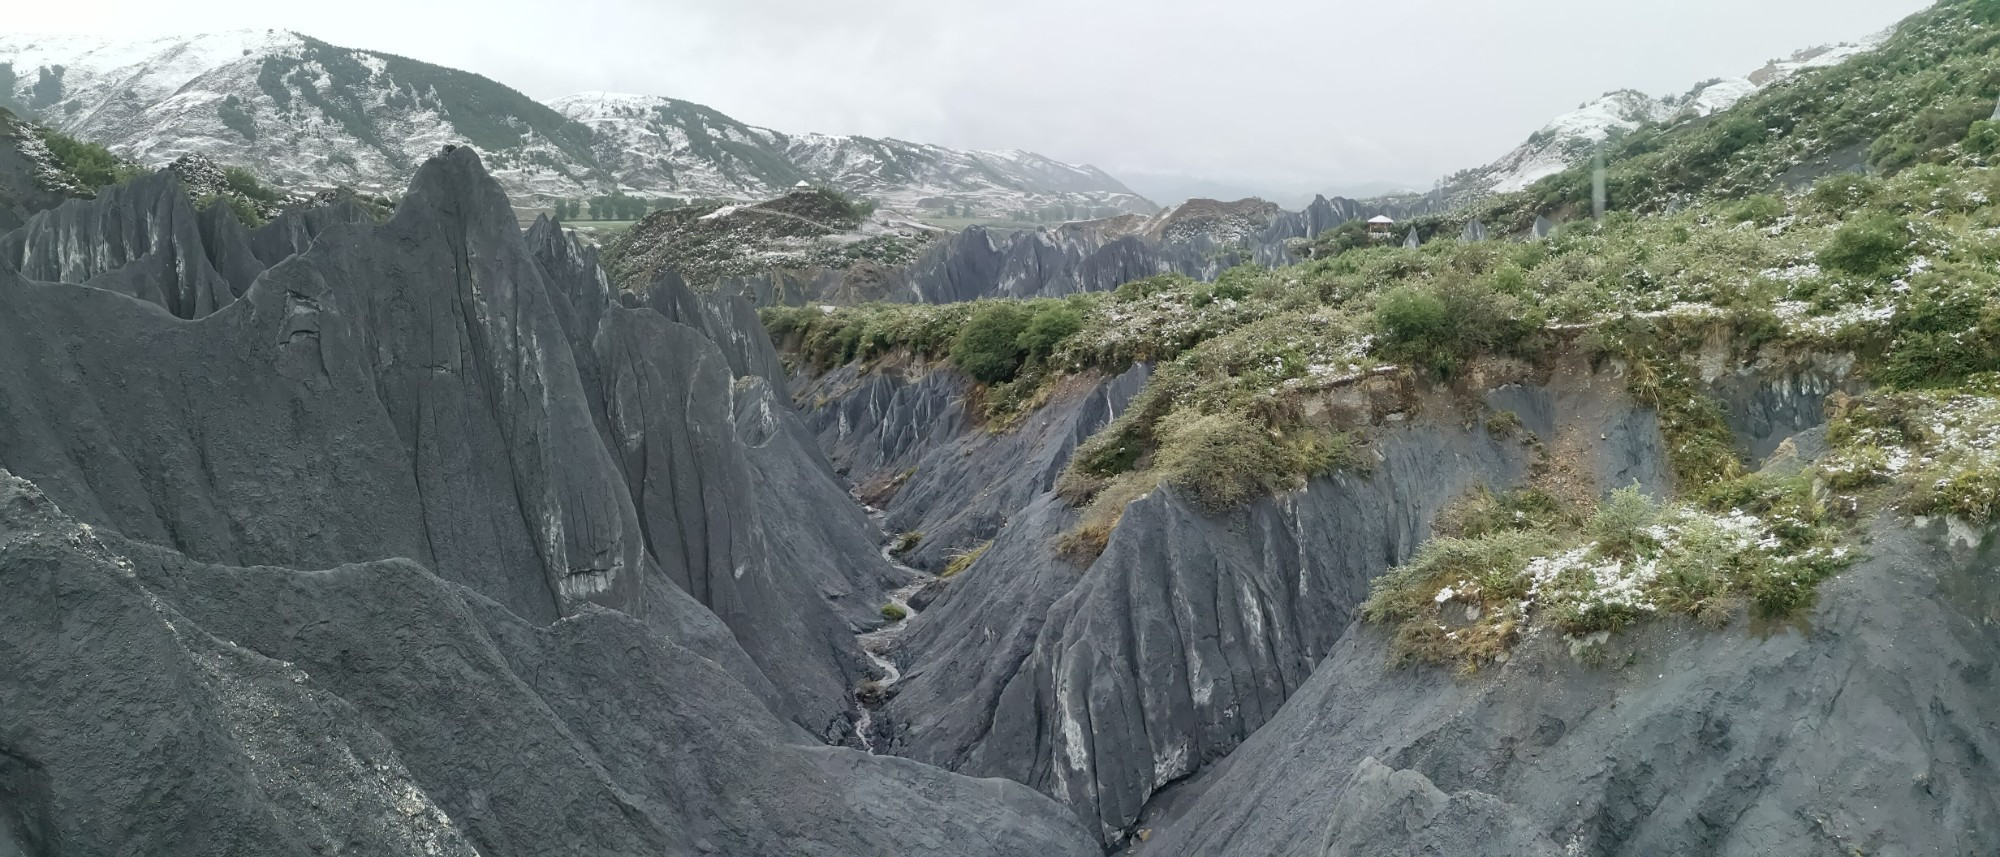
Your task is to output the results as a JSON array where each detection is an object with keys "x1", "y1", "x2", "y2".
[{"x1": 3, "y1": 3, "x2": 1999, "y2": 855}]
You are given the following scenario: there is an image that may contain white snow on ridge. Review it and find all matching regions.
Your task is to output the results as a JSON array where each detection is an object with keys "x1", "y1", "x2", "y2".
[
  {"x1": 1461, "y1": 27, "x2": 1893, "y2": 198},
  {"x1": 1, "y1": 32, "x2": 1158, "y2": 217}
]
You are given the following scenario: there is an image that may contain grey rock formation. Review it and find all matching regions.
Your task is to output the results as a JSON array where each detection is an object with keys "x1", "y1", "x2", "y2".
[
  {"x1": 0, "y1": 170, "x2": 238, "y2": 317},
  {"x1": 246, "y1": 197, "x2": 373, "y2": 267},
  {"x1": 1533, "y1": 214, "x2": 1556, "y2": 239},
  {"x1": 802, "y1": 353, "x2": 1847, "y2": 847},
  {"x1": 732, "y1": 194, "x2": 1387, "y2": 306},
  {"x1": 1462, "y1": 218, "x2": 1490, "y2": 242},
  {"x1": 881, "y1": 423, "x2": 1535, "y2": 843},
  {"x1": 1404, "y1": 226, "x2": 1422, "y2": 248},
  {"x1": 0, "y1": 469, "x2": 1100, "y2": 857},
  {"x1": 798, "y1": 361, "x2": 1148, "y2": 571},
  {"x1": 1134, "y1": 509, "x2": 2000, "y2": 857},
  {"x1": 0, "y1": 147, "x2": 1105, "y2": 855}
]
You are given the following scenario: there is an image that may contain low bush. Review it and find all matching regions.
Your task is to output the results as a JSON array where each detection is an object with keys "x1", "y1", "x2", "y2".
[
  {"x1": 950, "y1": 302, "x2": 1033, "y2": 383},
  {"x1": 1016, "y1": 302, "x2": 1084, "y2": 362},
  {"x1": 1729, "y1": 194, "x2": 1786, "y2": 225},
  {"x1": 1371, "y1": 275, "x2": 1545, "y2": 377},
  {"x1": 1966, "y1": 119, "x2": 2000, "y2": 158},
  {"x1": 1366, "y1": 476, "x2": 1851, "y2": 672},
  {"x1": 1818, "y1": 213, "x2": 1913, "y2": 279},
  {"x1": 38, "y1": 127, "x2": 141, "y2": 191}
]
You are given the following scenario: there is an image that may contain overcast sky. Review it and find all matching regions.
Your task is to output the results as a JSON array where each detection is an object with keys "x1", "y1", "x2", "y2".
[{"x1": 18, "y1": 0, "x2": 1932, "y2": 201}]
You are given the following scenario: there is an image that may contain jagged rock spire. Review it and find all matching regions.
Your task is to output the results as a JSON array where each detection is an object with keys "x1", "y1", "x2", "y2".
[
  {"x1": 1404, "y1": 227, "x2": 1421, "y2": 249},
  {"x1": 1533, "y1": 215, "x2": 1555, "y2": 239},
  {"x1": 1461, "y1": 219, "x2": 1488, "y2": 242}
]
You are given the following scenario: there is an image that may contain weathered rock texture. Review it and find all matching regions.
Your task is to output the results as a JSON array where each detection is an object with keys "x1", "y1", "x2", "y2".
[
  {"x1": 797, "y1": 359, "x2": 1149, "y2": 571},
  {"x1": 1133, "y1": 509, "x2": 2000, "y2": 857},
  {"x1": 0, "y1": 469, "x2": 1098, "y2": 857},
  {"x1": 0, "y1": 149, "x2": 1101, "y2": 855},
  {"x1": 794, "y1": 349, "x2": 1889, "y2": 848}
]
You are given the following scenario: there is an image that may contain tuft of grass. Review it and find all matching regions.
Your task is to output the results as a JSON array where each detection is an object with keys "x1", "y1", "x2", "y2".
[
  {"x1": 1483, "y1": 409, "x2": 1525, "y2": 440},
  {"x1": 939, "y1": 540, "x2": 992, "y2": 579},
  {"x1": 880, "y1": 603, "x2": 908, "y2": 621}
]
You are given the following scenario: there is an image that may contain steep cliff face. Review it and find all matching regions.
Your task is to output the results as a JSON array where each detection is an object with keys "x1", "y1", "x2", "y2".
[
  {"x1": 797, "y1": 358, "x2": 1148, "y2": 571},
  {"x1": 1133, "y1": 509, "x2": 1999, "y2": 857},
  {"x1": 0, "y1": 469, "x2": 1099, "y2": 857},
  {"x1": 0, "y1": 170, "x2": 242, "y2": 317},
  {"x1": 789, "y1": 346, "x2": 1873, "y2": 847},
  {"x1": 0, "y1": 148, "x2": 1107, "y2": 855}
]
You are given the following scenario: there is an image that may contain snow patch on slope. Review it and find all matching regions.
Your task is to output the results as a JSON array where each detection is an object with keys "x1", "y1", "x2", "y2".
[{"x1": 1452, "y1": 27, "x2": 1894, "y2": 198}]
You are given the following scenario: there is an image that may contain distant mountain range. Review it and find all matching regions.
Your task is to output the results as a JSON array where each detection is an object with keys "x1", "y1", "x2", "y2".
[
  {"x1": 0, "y1": 30, "x2": 1156, "y2": 217},
  {"x1": 1412, "y1": 33, "x2": 1890, "y2": 210}
]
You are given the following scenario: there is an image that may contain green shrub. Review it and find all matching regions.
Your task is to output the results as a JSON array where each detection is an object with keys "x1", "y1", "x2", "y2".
[
  {"x1": 1870, "y1": 96, "x2": 1992, "y2": 173},
  {"x1": 1585, "y1": 484, "x2": 1657, "y2": 557},
  {"x1": 880, "y1": 603, "x2": 908, "y2": 621},
  {"x1": 1817, "y1": 213, "x2": 1912, "y2": 279},
  {"x1": 950, "y1": 302, "x2": 1033, "y2": 383},
  {"x1": 1877, "y1": 286, "x2": 2000, "y2": 388},
  {"x1": 1371, "y1": 276, "x2": 1544, "y2": 377},
  {"x1": 1148, "y1": 409, "x2": 1350, "y2": 512},
  {"x1": 1016, "y1": 302, "x2": 1084, "y2": 362},
  {"x1": 1966, "y1": 119, "x2": 2000, "y2": 158},
  {"x1": 217, "y1": 94, "x2": 257, "y2": 141},
  {"x1": 1729, "y1": 194, "x2": 1786, "y2": 225},
  {"x1": 199, "y1": 193, "x2": 267, "y2": 228},
  {"x1": 223, "y1": 166, "x2": 284, "y2": 204},
  {"x1": 1483, "y1": 409, "x2": 1525, "y2": 439},
  {"x1": 37, "y1": 128, "x2": 141, "y2": 191},
  {"x1": 1807, "y1": 173, "x2": 1881, "y2": 214}
]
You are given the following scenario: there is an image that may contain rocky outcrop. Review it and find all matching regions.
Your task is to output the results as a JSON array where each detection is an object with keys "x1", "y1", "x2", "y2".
[
  {"x1": 728, "y1": 194, "x2": 1385, "y2": 307},
  {"x1": 246, "y1": 197, "x2": 374, "y2": 267},
  {"x1": 0, "y1": 469, "x2": 1099, "y2": 857},
  {"x1": 809, "y1": 354, "x2": 1832, "y2": 846},
  {"x1": 1134, "y1": 507, "x2": 2000, "y2": 856},
  {"x1": 0, "y1": 146, "x2": 1107, "y2": 855},
  {"x1": 0, "y1": 170, "x2": 239, "y2": 318},
  {"x1": 883, "y1": 194, "x2": 1377, "y2": 304},
  {"x1": 796, "y1": 358, "x2": 1147, "y2": 572},
  {"x1": 877, "y1": 421, "x2": 1537, "y2": 843},
  {"x1": 0, "y1": 107, "x2": 75, "y2": 234}
]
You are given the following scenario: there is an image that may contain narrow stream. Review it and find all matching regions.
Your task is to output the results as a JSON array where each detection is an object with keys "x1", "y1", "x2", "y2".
[{"x1": 853, "y1": 505, "x2": 936, "y2": 753}]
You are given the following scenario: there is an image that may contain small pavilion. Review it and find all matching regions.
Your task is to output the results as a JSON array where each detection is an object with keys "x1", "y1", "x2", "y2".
[{"x1": 1366, "y1": 215, "x2": 1397, "y2": 241}]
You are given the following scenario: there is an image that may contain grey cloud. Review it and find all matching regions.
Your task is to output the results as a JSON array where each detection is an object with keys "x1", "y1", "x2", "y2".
[{"x1": 23, "y1": 0, "x2": 1934, "y2": 199}]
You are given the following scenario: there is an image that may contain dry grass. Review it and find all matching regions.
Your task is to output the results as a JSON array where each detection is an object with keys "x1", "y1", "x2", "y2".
[{"x1": 940, "y1": 540, "x2": 993, "y2": 578}]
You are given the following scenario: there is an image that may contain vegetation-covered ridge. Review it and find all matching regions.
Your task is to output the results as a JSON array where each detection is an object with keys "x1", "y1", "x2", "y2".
[
  {"x1": 2, "y1": 104, "x2": 142, "y2": 197},
  {"x1": 600, "y1": 186, "x2": 928, "y2": 289},
  {"x1": 1429, "y1": 0, "x2": 2000, "y2": 236},
  {"x1": 766, "y1": 158, "x2": 2000, "y2": 655}
]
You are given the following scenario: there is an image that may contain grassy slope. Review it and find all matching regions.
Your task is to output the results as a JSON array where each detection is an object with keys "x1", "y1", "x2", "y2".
[{"x1": 762, "y1": 0, "x2": 2000, "y2": 666}]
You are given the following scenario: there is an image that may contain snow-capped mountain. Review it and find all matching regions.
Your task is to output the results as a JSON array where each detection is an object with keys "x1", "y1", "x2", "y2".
[
  {"x1": 552, "y1": 91, "x2": 1152, "y2": 216},
  {"x1": 0, "y1": 31, "x2": 600, "y2": 202},
  {"x1": 1429, "y1": 33, "x2": 1891, "y2": 203},
  {"x1": 0, "y1": 31, "x2": 1153, "y2": 216}
]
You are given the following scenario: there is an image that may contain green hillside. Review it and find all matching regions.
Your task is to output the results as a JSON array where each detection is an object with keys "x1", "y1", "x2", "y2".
[
  {"x1": 1468, "y1": 0, "x2": 2000, "y2": 231},
  {"x1": 763, "y1": 0, "x2": 2000, "y2": 670}
]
